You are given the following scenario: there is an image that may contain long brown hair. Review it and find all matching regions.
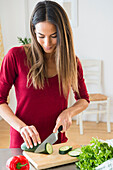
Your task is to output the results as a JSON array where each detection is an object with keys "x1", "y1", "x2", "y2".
[{"x1": 27, "y1": 0, "x2": 79, "y2": 97}]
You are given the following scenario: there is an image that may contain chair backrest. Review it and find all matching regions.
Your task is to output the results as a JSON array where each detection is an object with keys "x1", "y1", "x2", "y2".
[{"x1": 81, "y1": 59, "x2": 102, "y2": 94}]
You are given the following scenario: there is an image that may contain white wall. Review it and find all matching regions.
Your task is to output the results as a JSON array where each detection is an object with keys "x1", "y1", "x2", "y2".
[
  {"x1": 0, "y1": 0, "x2": 113, "y2": 121},
  {"x1": 0, "y1": 0, "x2": 27, "y2": 52},
  {"x1": 73, "y1": 0, "x2": 113, "y2": 121}
]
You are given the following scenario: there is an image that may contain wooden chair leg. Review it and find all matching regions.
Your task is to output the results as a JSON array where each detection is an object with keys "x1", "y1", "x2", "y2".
[
  {"x1": 107, "y1": 98, "x2": 111, "y2": 132},
  {"x1": 76, "y1": 115, "x2": 79, "y2": 125},
  {"x1": 96, "y1": 104, "x2": 99, "y2": 123},
  {"x1": 79, "y1": 113, "x2": 83, "y2": 135}
]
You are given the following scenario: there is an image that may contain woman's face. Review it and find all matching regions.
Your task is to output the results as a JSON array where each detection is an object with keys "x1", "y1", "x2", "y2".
[{"x1": 35, "y1": 21, "x2": 57, "y2": 54}]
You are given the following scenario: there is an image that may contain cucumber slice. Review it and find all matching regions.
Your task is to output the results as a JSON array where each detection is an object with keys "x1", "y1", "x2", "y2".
[
  {"x1": 43, "y1": 143, "x2": 53, "y2": 154},
  {"x1": 68, "y1": 148, "x2": 81, "y2": 157},
  {"x1": 59, "y1": 146, "x2": 72, "y2": 154},
  {"x1": 21, "y1": 142, "x2": 40, "y2": 152}
]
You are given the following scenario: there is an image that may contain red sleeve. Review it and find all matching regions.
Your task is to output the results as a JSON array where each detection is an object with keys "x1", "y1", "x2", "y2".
[
  {"x1": 74, "y1": 57, "x2": 90, "y2": 103},
  {"x1": 0, "y1": 48, "x2": 18, "y2": 104}
]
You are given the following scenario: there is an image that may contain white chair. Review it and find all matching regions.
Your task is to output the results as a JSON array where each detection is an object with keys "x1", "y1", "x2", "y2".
[{"x1": 77, "y1": 59, "x2": 111, "y2": 134}]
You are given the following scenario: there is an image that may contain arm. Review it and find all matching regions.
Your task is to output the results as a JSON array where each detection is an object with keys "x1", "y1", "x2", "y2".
[
  {"x1": 0, "y1": 103, "x2": 26, "y2": 132},
  {"x1": 0, "y1": 48, "x2": 41, "y2": 148},
  {"x1": 53, "y1": 57, "x2": 89, "y2": 133},
  {"x1": 67, "y1": 99, "x2": 89, "y2": 118},
  {"x1": 0, "y1": 103, "x2": 41, "y2": 148},
  {"x1": 53, "y1": 99, "x2": 89, "y2": 133}
]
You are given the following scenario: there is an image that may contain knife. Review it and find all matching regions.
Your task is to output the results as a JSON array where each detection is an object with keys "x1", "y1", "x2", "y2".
[{"x1": 34, "y1": 126, "x2": 63, "y2": 153}]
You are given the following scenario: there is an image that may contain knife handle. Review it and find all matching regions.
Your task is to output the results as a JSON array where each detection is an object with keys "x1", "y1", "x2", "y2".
[{"x1": 58, "y1": 126, "x2": 63, "y2": 133}]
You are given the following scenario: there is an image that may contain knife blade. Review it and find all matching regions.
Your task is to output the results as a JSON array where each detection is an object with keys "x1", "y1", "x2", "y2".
[{"x1": 34, "y1": 126, "x2": 62, "y2": 153}]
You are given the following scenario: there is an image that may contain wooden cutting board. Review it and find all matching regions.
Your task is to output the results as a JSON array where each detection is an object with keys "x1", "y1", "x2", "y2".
[{"x1": 23, "y1": 142, "x2": 80, "y2": 169}]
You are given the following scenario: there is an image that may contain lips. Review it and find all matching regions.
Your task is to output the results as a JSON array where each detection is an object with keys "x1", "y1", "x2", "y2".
[{"x1": 44, "y1": 46, "x2": 52, "y2": 50}]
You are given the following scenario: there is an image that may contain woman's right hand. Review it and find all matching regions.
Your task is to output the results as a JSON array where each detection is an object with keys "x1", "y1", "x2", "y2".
[{"x1": 20, "y1": 125, "x2": 41, "y2": 148}]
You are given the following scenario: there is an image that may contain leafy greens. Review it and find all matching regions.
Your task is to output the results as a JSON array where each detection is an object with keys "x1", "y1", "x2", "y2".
[{"x1": 76, "y1": 137, "x2": 113, "y2": 170}]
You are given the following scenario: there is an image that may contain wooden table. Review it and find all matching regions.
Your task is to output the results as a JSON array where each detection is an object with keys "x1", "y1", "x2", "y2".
[{"x1": 0, "y1": 148, "x2": 79, "y2": 170}]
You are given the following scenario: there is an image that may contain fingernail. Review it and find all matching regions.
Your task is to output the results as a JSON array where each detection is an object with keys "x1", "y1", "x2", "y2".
[
  {"x1": 27, "y1": 146, "x2": 29, "y2": 149},
  {"x1": 34, "y1": 143, "x2": 37, "y2": 146},
  {"x1": 38, "y1": 141, "x2": 41, "y2": 144},
  {"x1": 30, "y1": 145, "x2": 33, "y2": 148}
]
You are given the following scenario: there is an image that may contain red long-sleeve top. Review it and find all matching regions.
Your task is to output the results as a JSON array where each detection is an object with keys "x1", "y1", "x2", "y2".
[{"x1": 0, "y1": 46, "x2": 89, "y2": 148}]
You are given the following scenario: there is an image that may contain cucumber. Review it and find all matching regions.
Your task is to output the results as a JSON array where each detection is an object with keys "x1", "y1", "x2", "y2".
[
  {"x1": 68, "y1": 148, "x2": 81, "y2": 157},
  {"x1": 21, "y1": 142, "x2": 40, "y2": 152},
  {"x1": 21, "y1": 141, "x2": 53, "y2": 154},
  {"x1": 59, "y1": 146, "x2": 72, "y2": 154},
  {"x1": 42, "y1": 143, "x2": 53, "y2": 154}
]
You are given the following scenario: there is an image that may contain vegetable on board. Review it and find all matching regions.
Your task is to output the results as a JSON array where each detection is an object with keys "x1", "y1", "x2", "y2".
[
  {"x1": 43, "y1": 143, "x2": 53, "y2": 154},
  {"x1": 59, "y1": 145, "x2": 72, "y2": 154},
  {"x1": 21, "y1": 141, "x2": 53, "y2": 154},
  {"x1": 21, "y1": 142, "x2": 40, "y2": 152},
  {"x1": 68, "y1": 148, "x2": 81, "y2": 157}
]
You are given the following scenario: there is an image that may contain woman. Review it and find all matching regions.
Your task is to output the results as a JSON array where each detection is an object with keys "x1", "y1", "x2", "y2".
[{"x1": 0, "y1": 0, "x2": 89, "y2": 149}]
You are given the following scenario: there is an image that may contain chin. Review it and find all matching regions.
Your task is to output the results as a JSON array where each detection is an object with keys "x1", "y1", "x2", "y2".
[
  {"x1": 44, "y1": 48, "x2": 55, "y2": 54},
  {"x1": 43, "y1": 45, "x2": 56, "y2": 54},
  {"x1": 45, "y1": 51, "x2": 53, "y2": 54}
]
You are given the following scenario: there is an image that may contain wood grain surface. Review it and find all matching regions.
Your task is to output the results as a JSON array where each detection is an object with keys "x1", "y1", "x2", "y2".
[{"x1": 23, "y1": 142, "x2": 80, "y2": 169}]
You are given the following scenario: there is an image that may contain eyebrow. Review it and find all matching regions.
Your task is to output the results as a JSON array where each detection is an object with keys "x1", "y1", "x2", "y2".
[{"x1": 37, "y1": 32, "x2": 57, "y2": 36}]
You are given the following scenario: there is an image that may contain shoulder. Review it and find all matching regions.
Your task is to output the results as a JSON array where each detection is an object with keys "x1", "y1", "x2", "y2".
[
  {"x1": 2, "y1": 46, "x2": 26, "y2": 70},
  {"x1": 75, "y1": 56, "x2": 84, "y2": 78},
  {"x1": 76, "y1": 56, "x2": 82, "y2": 69},
  {"x1": 7, "y1": 46, "x2": 24, "y2": 55},
  {"x1": 4, "y1": 46, "x2": 24, "y2": 61},
  {"x1": 5, "y1": 45, "x2": 29, "y2": 62}
]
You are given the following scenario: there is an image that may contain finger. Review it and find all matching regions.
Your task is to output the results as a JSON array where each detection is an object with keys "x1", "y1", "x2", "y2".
[
  {"x1": 63, "y1": 120, "x2": 71, "y2": 132},
  {"x1": 31, "y1": 126, "x2": 41, "y2": 144},
  {"x1": 20, "y1": 128, "x2": 32, "y2": 148},
  {"x1": 53, "y1": 122, "x2": 62, "y2": 133},
  {"x1": 21, "y1": 133, "x2": 30, "y2": 149},
  {"x1": 62, "y1": 123, "x2": 66, "y2": 133},
  {"x1": 62, "y1": 118, "x2": 72, "y2": 132},
  {"x1": 25, "y1": 126, "x2": 38, "y2": 147},
  {"x1": 29, "y1": 126, "x2": 41, "y2": 145},
  {"x1": 66, "y1": 120, "x2": 72, "y2": 131},
  {"x1": 24, "y1": 128, "x2": 34, "y2": 148}
]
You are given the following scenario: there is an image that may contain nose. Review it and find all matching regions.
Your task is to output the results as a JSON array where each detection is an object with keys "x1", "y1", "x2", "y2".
[{"x1": 44, "y1": 37, "x2": 51, "y2": 47}]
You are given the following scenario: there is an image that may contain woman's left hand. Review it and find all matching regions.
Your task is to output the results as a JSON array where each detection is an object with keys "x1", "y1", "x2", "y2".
[
  {"x1": 53, "y1": 99, "x2": 89, "y2": 133},
  {"x1": 53, "y1": 109, "x2": 72, "y2": 133}
]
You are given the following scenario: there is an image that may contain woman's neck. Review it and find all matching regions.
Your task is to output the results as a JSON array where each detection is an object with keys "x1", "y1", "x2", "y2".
[
  {"x1": 44, "y1": 52, "x2": 55, "y2": 63},
  {"x1": 44, "y1": 52, "x2": 57, "y2": 77}
]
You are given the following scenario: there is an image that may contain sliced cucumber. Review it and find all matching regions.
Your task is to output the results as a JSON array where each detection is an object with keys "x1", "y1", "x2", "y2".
[
  {"x1": 59, "y1": 146, "x2": 72, "y2": 154},
  {"x1": 43, "y1": 143, "x2": 53, "y2": 154},
  {"x1": 68, "y1": 148, "x2": 81, "y2": 157},
  {"x1": 21, "y1": 142, "x2": 40, "y2": 152}
]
